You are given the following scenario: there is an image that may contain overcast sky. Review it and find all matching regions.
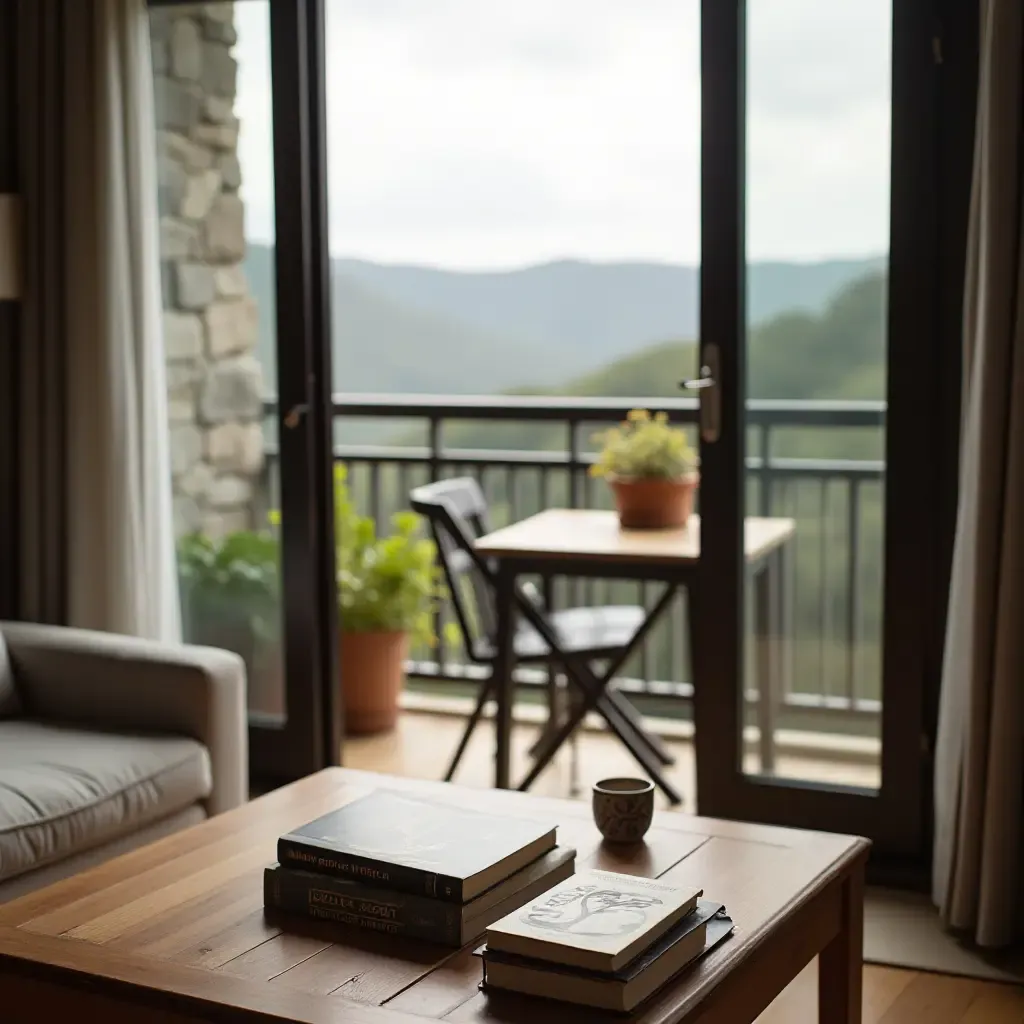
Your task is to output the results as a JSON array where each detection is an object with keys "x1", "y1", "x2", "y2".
[{"x1": 233, "y1": 0, "x2": 891, "y2": 270}]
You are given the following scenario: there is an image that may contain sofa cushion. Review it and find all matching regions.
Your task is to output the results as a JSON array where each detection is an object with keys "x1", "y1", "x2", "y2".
[
  {"x1": 0, "y1": 633, "x2": 19, "y2": 719},
  {"x1": 0, "y1": 720, "x2": 212, "y2": 883}
]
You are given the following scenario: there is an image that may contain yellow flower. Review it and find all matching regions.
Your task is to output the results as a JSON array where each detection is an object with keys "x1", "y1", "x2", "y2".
[{"x1": 590, "y1": 408, "x2": 696, "y2": 480}]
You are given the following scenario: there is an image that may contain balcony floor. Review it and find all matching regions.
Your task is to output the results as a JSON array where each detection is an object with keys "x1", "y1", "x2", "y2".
[{"x1": 344, "y1": 708, "x2": 880, "y2": 805}]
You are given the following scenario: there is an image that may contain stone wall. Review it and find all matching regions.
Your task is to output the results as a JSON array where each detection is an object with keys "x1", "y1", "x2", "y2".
[{"x1": 151, "y1": 3, "x2": 265, "y2": 540}]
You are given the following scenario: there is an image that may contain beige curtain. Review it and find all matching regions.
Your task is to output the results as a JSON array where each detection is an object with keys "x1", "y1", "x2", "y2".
[
  {"x1": 932, "y1": 0, "x2": 1024, "y2": 949},
  {"x1": 18, "y1": 0, "x2": 180, "y2": 641}
]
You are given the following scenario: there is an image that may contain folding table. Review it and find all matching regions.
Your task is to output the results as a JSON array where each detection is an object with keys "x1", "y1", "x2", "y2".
[{"x1": 475, "y1": 509, "x2": 796, "y2": 803}]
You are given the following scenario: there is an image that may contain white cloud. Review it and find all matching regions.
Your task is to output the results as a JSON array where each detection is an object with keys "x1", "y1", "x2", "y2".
[{"x1": 235, "y1": 0, "x2": 891, "y2": 268}]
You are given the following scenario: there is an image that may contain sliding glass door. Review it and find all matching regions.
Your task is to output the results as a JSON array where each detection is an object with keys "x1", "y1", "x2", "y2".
[
  {"x1": 694, "y1": 0, "x2": 967, "y2": 859},
  {"x1": 148, "y1": 0, "x2": 339, "y2": 784},
  {"x1": 146, "y1": 0, "x2": 968, "y2": 817}
]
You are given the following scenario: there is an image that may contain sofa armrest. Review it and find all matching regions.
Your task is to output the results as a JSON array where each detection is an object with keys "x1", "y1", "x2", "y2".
[{"x1": 0, "y1": 622, "x2": 248, "y2": 815}]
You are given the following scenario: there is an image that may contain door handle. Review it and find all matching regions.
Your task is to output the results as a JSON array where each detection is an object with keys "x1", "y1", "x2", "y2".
[
  {"x1": 681, "y1": 368, "x2": 715, "y2": 389},
  {"x1": 680, "y1": 343, "x2": 721, "y2": 444}
]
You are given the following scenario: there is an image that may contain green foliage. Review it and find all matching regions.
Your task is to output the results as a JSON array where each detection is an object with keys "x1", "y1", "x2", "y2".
[
  {"x1": 245, "y1": 244, "x2": 881, "y2": 399},
  {"x1": 244, "y1": 245, "x2": 580, "y2": 398},
  {"x1": 748, "y1": 272, "x2": 886, "y2": 401},
  {"x1": 590, "y1": 409, "x2": 698, "y2": 480},
  {"x1": 410, "y1": 270, "x2": 887, "y2": 459},
  {"x1": 334, "y1": 464, "x2": 444, "y2": 644},
  {"x1": 177, "y1": 529, "x2": 280, "y2": 642}
]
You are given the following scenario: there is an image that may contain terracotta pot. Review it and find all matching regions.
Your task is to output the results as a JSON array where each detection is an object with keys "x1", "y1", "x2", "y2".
[
  {"x1": 608, "y1": 472, "x2": 699, "y2": 529},
  {"x1": 339, "y1": 629, "x2": 409, "y2": 735}
]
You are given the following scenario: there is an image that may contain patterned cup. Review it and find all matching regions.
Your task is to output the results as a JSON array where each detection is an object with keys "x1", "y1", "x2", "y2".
[{"x1": 592, "y1": 777, "x2": 655, "y2": 844}]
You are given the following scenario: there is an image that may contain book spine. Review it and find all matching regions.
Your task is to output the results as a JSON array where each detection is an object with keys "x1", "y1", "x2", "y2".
[
  {"x1": 264, "y1": 866, "x2": 462, "y2": 946},
  {"x1": 276, "y1": 836, "x2": 463, "y2": 901}
]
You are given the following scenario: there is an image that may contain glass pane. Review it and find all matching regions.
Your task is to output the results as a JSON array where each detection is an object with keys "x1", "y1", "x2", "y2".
[
  {"x1": 743, "y1": 0, "x2": 889, "y2": 788},
  {"x1": 325, "y1": 1, "x2": 700, "y2": 797},
  {"x1": 150, "y1": 1, "x2": 285, "y2": 723}
]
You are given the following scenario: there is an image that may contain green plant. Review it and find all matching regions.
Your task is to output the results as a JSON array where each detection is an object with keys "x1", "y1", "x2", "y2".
[
  {"x1": 334, "y1": 464, "x2": 444, "y2": 645},
  {"x1": 177, "y1": 528, "x2": 280, "y2": 643},
  {"x1": 590, "y1": 409, "x2": 698, "y2": 480}
]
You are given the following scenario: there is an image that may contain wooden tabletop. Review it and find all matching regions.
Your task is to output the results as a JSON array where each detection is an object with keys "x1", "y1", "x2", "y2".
[
  {"x1": 0, "y1": 768, "x2": 867, "y2": 1024},
  {"x1": 475, "y1": 511, "x2": 796, "y2": 566}
]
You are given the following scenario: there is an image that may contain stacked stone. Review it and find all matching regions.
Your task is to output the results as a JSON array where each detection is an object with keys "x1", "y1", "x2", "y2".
[{"x1": 151, "y1": 3, "x2": 266, "y2": 539}]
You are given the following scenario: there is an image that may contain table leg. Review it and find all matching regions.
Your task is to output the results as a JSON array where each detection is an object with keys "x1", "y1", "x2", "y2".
[
  {"x1": 818, "y1": 858, "x2": 865, "y2": 1024},
  {"x1": 527, "y1": 575, "x2": 561, "y2": 760},
  {"x1": 493, "y1": 564, "x2": 516, "y2": 790}
]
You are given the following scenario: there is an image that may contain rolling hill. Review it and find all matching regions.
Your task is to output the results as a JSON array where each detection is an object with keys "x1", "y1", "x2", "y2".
[
  {"x1": 244, "y1": 244, "x2": 884, "y2": 396},
  {"x1": 243, "y1": 245, "x2": 580, "y2": 395},
  {"x1": 353, "y1": 269, "x2": 890, "y2": 694},
  {"x1": 427, "y1": 269, "x2": 887, "y2": 459},
  {"x1": 338, "y1": 255, "x2": 884, "y2": 362}
]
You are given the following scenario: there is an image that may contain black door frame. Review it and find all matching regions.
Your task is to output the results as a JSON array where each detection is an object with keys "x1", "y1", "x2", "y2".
[
  {"x1": 693, "y1": 0, "x2": 976, "y2": 864},
  {"x1": 250, "y1": 0, "x2": 339, "y2": 784},
  {"x1": 149, "y1": 0, "x2": 340, "y2": 785},
  {"x1": 304, "y1": 0, "x2": 344, "y2": 776}
]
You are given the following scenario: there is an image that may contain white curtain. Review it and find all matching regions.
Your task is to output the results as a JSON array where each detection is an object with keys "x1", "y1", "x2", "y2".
[
  {"x1": 932, "y1": 0, "x2": 1024, "y2": 949},
  {"x1": 20, "y1": 0, "x2": 179, "y2": 641}
]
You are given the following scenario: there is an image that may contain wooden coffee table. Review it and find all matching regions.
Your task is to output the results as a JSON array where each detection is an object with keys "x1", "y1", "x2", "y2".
[{"x1": 0, "y1": 769, "x2": 868, "y2": 1022}]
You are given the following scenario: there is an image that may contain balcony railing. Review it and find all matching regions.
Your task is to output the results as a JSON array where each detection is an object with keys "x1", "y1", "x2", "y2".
[{"x1": 264, "y1": 394, "x2": 886, "y2": 739}]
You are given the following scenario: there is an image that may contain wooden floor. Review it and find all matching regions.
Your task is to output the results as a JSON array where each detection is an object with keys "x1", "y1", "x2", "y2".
[{"x1": 346, "y1": 712, "x2": 1024, "y2": 1024}]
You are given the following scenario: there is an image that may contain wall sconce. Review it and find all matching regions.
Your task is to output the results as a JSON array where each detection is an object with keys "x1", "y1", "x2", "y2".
[{"x1": 0, "y1": 194, "x2": 22, "y2": 300}]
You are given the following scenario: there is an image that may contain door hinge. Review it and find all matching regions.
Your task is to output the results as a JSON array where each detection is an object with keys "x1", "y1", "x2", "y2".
[
  {"x1": 283, "y1": 403, "x2": 311, "y2": 430},
  {"x1": 932, "y1": 33, "x2": 943, "y2": 66}
]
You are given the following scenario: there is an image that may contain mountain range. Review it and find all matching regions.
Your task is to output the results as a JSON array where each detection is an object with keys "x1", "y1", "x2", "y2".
[
  {"x1": 429, "y1": 269, "x2": 887, "y2": 460},
  {"x1": 243, "y1": 244, "x2": 884, "y2": 395}
]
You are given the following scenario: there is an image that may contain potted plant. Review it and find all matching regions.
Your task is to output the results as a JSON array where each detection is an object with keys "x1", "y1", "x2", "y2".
[
  {"x1": 177, "y1": 527, "x2": 283, "y2": 715},
  {"x1": 590, "y1": 409, "x2": 699, "y2": 529},
  {"x1": 335, "y1": 464, "x2": 445, "y2": 734}
]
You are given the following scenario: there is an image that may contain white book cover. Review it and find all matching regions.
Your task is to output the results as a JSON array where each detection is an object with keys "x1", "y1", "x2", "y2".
[{"x1": 486, "y1": 869, "x2": 702, "y2": 972}]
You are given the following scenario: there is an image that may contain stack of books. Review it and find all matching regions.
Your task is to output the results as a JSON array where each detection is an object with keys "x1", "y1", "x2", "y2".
[
  {"x1": 264, "y1": 791, "x2": 576, "y2": 947},
  {"x1": 479, "y1": 869, "x2": 734, "y2": 1013}
]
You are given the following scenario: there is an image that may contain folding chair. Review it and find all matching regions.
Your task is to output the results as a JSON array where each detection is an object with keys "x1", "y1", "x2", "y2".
[{"x1": 410, "y1": 478, "x2": 678, "y2": 800}]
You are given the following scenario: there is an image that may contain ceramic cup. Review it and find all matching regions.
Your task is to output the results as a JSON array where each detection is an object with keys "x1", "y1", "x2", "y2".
[{"x1": 592, "y1": 777, "x2": 655, "y2": 843}]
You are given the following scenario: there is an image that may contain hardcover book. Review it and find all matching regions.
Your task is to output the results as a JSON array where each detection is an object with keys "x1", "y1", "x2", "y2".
[
  {"x1": 481, "y1": 900, "x2": 734, "y2": 1013},
  {"x1": 277, "y1": 791, "x2": 557, "y2": 902},
  {"x1": 485, "y1": 868, "x2": 702, "y2": 972},
  {"x1": 264, "y1": 846, "x2": 576, "y2": 947}
]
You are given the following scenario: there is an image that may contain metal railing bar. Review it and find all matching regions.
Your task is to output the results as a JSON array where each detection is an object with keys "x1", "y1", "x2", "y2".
[
  {"x1": 265, "y1": 444, "x2": 885, "y2": 480},
  {"x1": 847, "y1": 479, "x2": 862, "y2": 706},
  {"x1": 267, "y1": 393, "x2": 884, "y2": 426},
  {"x1": 260, "y1": 394, "x2": 887, "y2": 736}
]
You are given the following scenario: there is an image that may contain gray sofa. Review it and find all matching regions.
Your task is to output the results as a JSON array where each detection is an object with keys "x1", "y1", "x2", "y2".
[{"x1": 0, "y1": 622, "x2": 248, "y2": 902}]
